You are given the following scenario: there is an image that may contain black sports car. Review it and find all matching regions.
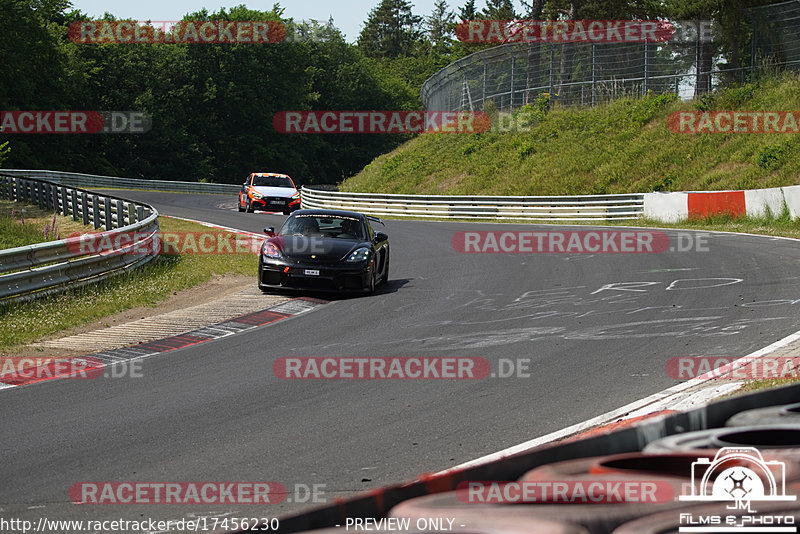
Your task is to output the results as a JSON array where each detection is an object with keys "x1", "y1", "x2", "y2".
[{"x1": 258, "y1": 209, "x2": 389, "y2": 293}]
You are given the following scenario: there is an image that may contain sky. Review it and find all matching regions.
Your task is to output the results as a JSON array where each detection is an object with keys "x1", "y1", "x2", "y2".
[{"x1": 68, "y1": 0, "x2": 526, "y2": 43}]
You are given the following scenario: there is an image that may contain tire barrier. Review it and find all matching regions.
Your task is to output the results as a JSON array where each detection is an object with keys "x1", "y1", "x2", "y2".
[
  {"x1": 387, "y1": 488, "x2": 688, "y2": 534},
  {"x1": 380, "y1": 444, "x2": 800, "y2": 534},
  {"x1": 517, "y1": 452, "x2": 716, "y2": 507},
  {"x1": 643, "y1": 426, "x2": 800, "y2": 456},
  {"x1": 519, "y1": 452, "x2": 717, "y2": 481},
  {"x1": 726, "y1": 403, "x2": 800, "y2": 428}
]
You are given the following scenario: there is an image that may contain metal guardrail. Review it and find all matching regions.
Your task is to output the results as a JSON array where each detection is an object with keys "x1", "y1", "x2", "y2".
[
  {"x1": 0, "y1": 174, "x2": 160, "y2": 303},
  {"x1": 300, "y1": 187, "x2": 644, "y2": 221},
  {"x1": 0, "y1": 169, "x2": 240, "y2": 194}
]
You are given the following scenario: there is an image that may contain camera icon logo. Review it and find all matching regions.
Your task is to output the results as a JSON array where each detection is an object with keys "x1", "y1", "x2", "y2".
[{"x1": 680, "y1": 447, "x2": 796, "y2": 510}]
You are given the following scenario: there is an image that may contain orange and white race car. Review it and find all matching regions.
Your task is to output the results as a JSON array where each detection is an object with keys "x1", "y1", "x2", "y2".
[{"x1": 238, "y1": 173, "x2": 301, "y2": 214}]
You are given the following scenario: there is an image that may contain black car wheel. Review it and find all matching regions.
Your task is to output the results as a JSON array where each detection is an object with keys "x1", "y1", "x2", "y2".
[
  {"x1": 246, "y1": 197, "x2": 254, "y2": 213},
  {"x1": 238, "y1": 194, "x2": 245, "y2": 212},
  {"x1": 366, "y1": 268, "x2": 376, "y2": 294}
]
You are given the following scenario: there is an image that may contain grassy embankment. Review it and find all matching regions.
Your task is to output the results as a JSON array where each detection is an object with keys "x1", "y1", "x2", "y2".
[{"x1": 343, "y1": 74, "x2": 800, "y2": 197}]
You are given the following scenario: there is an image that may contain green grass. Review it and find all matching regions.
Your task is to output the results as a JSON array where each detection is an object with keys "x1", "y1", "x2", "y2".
[
  {"x1": 601, "y1": 202, "x2": 800, "y2": 239},
  {"x1": 0, "y1": 217, "x2": 257, "y2": 350},
  {"x1": 727, "y1": 377, "x2": 800, "y2": 396},
  {"x1": 342, "y1": 73, "x2": 800, "y2": 196},
  {"x1": 0, "y1": 200, "x2": 91, "y2": 250}
]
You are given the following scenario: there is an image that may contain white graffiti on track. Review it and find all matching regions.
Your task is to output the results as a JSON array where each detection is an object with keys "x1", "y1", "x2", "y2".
[
  {"x1": 444, "y1": 278, "x2": 744, "y2": 316},
  {"x1": 664, "y1": 278, "x2": 743, "y2": 290}
]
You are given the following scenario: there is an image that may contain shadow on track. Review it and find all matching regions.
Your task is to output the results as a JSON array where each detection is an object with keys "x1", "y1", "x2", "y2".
[{"x1": 260, "y1": 278, "x2": 411, "y2": 301}]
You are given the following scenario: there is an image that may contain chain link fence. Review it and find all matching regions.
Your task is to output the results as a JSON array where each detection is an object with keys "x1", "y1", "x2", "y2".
[{"x1": 422, "y1": 1, "x2": 800, "y2": 112}]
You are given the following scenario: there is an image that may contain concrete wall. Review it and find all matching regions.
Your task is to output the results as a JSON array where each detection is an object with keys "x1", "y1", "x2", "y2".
[{"x1": 645, "y1": 185, "x2": 800, "y2": 222}]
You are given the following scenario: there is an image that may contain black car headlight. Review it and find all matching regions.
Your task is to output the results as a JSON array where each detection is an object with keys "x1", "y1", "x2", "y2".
[
  {"x1": 262, "y1": 242, "x2": 282, "y2": 259},
  {"x1": 345, "y1": 247, "x2": 372, "y2": 263}
]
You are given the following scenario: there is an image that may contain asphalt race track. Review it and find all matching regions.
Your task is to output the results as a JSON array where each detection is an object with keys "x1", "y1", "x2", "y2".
[{"x1": 3, "y1": 190, "x2": 800, "y2": 531}]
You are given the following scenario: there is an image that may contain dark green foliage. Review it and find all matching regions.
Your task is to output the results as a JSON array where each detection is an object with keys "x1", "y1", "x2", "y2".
[
  {"x1": 357, "y1": 0, "x2": 422, "y2": 59},
  {"x1": 757, "y1": 144, "x2": 786, "y2": 169},
  {"x1": 627, "y1": 92, "x2": 678, "y2": 124},
  {"x1": 1, "y1": 0, "x2": 794, "y2": 188},
  {"x1": 652, "y1": 173, "x2": 676, "y2": 192},
  {"x1": 0, "y1": 2, "x2": 421, "y2": 184}
]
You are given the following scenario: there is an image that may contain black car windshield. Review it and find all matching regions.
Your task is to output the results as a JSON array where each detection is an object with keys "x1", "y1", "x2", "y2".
[
  {"x1": 253, "y1": 175, "x2": 294, "y2": 188},
  {"x1": 280, "y1": 215, "x2": 366, "y2": 240}
]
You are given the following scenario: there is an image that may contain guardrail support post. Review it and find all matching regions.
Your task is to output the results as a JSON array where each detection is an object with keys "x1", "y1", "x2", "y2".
[
  {"x1": 59, "y1": 186, "x2": 67, "y2": 215},
  {"x1": 115, "y1": 199, "x2": 124, "y2": 228},
  {"x1": 103, "y1": 197, "x2": 111, "y2": 229},
  {"x1": 136, "y1": 205, "x2": 144, "y2": 222},
  {"x1": 92, "y1": 195, "x2": 101, "y2": 229},
  {"x1": 81, "y1": 192, "x2": 89, "y2": 225},
  {"x1": 71, "y1": 189, "x2": 79, "y2": 221}
]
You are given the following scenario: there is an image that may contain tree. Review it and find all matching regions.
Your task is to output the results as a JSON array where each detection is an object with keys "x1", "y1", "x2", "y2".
[
  {"x1": 556, "y1": 0, "x2": 582, "y2": 104},
  {"x1": 358, "y1": 0, "x2": 423, "y2": 58},
  {"x1": 521, "y1": 0, "x2": 545, "y2": 104},
  {"x1": 667, "y1": 0, "x2": 776, "y2": 92},
  {"x1": 427, "y1": 0, "x2": 456, "y2": 55},
  {"x1": 481, "y1": 0, "x2": 517, "y2": 20},
  {"x1": 667, "y1": 0, "x2": 718, "y2": 96},
  {"x1": 0, "y1": 141, "x2": 10, "y2": 167},
  {"x1": 458, "y1": 0, "x2": 478, "y2": 20}
]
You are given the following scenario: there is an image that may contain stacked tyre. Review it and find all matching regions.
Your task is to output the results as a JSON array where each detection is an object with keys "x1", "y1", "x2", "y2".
[{"x1": 266, "y1": 401, "x2": 800, "y2": 534}]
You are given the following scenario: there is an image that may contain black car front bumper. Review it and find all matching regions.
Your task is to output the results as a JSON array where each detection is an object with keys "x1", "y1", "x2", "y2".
[{"x1": 258, "y1": 258, "x2": 372, "y2": 292}]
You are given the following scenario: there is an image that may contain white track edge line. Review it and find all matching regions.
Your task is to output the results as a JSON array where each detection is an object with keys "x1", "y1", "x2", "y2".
[
  {"x1": 161, "y1": 214, "x2": 264, "y2": 238},
  {"x1": 434, "y1": 327, "x2": 800, "y2": 475}
]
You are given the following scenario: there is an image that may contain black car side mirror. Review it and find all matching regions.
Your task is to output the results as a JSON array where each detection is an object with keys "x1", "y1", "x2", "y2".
[
  {"x1": 374, "y1": 231, "x2": 388, "y2": 242},
  {"x1": 264, "y1": 227, "x2": 275, "y2": 236}
]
